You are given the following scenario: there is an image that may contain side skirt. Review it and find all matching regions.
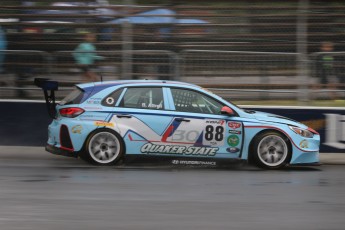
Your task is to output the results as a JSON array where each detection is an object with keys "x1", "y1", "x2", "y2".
[{"x1": 123, "y1": 155, "x2": 247, "y2": 167}]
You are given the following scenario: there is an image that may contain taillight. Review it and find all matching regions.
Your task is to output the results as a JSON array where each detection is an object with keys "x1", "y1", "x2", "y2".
[{"x1": 59, "y1": 107, "x2": 84, "y2": 118}]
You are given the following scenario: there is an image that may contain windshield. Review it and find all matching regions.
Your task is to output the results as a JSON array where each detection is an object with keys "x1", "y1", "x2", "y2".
[{"x1": 203, "y1": 87, "x2": 245, "y2": 113}]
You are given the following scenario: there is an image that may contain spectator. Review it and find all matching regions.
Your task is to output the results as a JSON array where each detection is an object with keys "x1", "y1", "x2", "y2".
[
  {"x1": 0, "y1": 26, "x2": 7, "y2": 73},
  {"x1": 315, "y1": 41, "x2": 339, "y2": 99},
  {"x1": 73, "y1": 32, "x2": 103, "y2": 82}
]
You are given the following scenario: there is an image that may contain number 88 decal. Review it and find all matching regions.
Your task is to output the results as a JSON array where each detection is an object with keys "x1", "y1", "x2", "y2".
[
  {"x1": 203, "y1": 120, "x2": 225, "y2": 146},
  {"x1": 205, "y1": 125, "x2": 224, "y2": 141}
]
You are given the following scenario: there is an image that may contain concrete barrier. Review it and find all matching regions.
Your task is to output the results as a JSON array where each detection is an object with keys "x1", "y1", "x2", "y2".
[
  {"x1": 0, "y1": 100, "x2": 344, "y2": 154},
  {"x1": 0, "y1": 100, "x2": 51, "y2": 146}
]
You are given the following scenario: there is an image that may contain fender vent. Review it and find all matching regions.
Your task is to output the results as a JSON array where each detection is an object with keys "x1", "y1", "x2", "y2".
[{"x1": 60, "y1": 125, "x2": 73, "y2": 151}]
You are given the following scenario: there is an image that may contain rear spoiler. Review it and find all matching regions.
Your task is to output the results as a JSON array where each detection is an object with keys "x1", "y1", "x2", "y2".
[{"x1": 34, "y1": 78, "x2": 58, "y2": 119}]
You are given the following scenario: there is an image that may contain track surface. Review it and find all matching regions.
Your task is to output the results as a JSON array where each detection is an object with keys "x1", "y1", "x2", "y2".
[{"x1": 0, "y1": 147, "x2": 344, "y2": 230}]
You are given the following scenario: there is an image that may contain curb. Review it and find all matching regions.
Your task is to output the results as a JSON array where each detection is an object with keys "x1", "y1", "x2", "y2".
[{"x1": 319, "y1": 153, "x2": 345, "y2": 165}]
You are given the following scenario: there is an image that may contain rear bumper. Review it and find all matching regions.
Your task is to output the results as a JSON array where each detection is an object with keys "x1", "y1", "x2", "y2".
[{"x1": 46, "y1": 144, "x2": 78, "y2": 158}]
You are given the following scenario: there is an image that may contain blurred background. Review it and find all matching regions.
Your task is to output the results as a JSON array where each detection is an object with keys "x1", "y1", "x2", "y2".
[{"x1": 0, "y1": 0, "x2": 345, "y2": 105}]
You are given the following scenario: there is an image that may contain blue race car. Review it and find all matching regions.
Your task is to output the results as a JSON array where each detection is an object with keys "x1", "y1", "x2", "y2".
[{"x1": 35, "y1": 79, "x2": 320, "y2": 169}]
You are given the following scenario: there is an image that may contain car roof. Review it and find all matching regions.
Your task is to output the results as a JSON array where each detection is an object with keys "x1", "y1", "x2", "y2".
[{"x1": 76, "y1": 80, "x2": 199, "y2": 90}]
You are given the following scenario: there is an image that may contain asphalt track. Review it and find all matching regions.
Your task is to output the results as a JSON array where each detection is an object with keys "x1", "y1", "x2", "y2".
[{"x1": 0, "y1": 146, "x2": 344, "y2": 230}]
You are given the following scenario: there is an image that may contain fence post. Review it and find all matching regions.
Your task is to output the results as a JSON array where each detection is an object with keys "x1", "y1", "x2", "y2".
[
  {"x1": 296, "y1": 0, "x2": 310, "y2": 104},
  {"x1": 173, "y1": 52, "x2": 180, "y2": 81},
  {"x1": 45, "y1": 52, "x2": 52, "y2": 77},
  {"x1": 259, "y1": 66, "x2": 269, "y2": 100},
  {"x1": 121, "y1": 1, "x2": 133, "y2": 80}
]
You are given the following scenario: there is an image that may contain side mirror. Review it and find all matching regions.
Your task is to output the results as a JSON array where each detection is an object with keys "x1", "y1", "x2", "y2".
[{"x1": 221, "y1": 106, "x2": 235, "y2": 116}]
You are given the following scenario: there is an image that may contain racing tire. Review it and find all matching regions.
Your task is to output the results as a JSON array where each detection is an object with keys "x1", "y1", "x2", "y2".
[
  {"x1": 251, "y1": 131, "x2": 291, "y2": 169},
  {"x1": 81, "y1": 129, "x2": 125, "y2": 165}
]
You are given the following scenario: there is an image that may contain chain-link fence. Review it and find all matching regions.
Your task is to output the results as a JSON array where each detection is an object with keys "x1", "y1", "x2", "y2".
[
  {"x1": 180, "y1": 50, "x2": 300, "y2": 101},
  {"x1": 0, "y1": 0, "x2": 345, "y2": 102}
]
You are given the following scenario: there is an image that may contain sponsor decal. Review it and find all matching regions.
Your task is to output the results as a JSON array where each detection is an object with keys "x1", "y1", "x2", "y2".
[
  {"x1": 299, "y1": 140, "x2": 309, "y2": 149},
  {"x1": 206, "y1": 120, "x2": 225, "y2": 125},
  {"x1": 105, "y1": 97, "x2": 115, "y2": 105},
  {"x1": 71, "y1": 125, "x2": 83, "y2": 134},
  {"x1": 141, "y1": 103, "x2": 163, "y2": 109},
  {"x1": 172, "y1": 160, "x2": 216, "y2": 166},
  {"x1": 94, "y1": 121, "x2": 114, "y2": 127},
  {"x1": 226, "y1": 147, "x2": 240, "y2": 153},
  {"x1": 171, "y1": 130, "x2": 201, "y2": 143},
  {"x1": 229, "y1": 130, "x2": 242, "y2": 135},
  {"x1": 141, "y1": 143, "x2": 218, "y2": 156},
  {"x1": 84, "y1": 107, "x2": 102, "y2": 110},
  {"x1": 228, "y1": 122, "x2": 241, "y2": 129},
  {"x1": 227, "y1": 135, "x2": 240, "y2": 147},
  {"x1": 80, "y1": 114, "x2": 107, "y2": 120},
  {"x1": 86, "y1": 98, "x2": 101, "y2": 104}
]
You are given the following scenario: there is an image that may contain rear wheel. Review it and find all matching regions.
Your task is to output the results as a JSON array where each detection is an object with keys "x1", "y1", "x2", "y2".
[
  {"x1": 252, "y1": 132, "x2": 291, "y2": 169},
  {"x1": 82, "y1": 129, "x2": 124, "y2": 165}
]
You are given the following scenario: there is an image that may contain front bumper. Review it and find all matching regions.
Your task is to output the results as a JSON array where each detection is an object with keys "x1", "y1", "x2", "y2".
[{"x1": 46, "y1": 144, "x2": 78, "y2": 158}]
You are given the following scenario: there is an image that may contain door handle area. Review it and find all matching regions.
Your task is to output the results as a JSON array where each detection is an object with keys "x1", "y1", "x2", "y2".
[
  {"x1": 175, "y1": 118, "x2": 190, "y2": 122},
  {"x1": 116, "y1": 114, "x2": 132, "y2": 118}
]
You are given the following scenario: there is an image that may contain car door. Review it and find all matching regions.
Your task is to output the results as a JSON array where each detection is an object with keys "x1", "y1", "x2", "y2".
[
  {"x1": 107, "y1": 86, "x2": 176, "y2": 155},
  {"x1": 163, "y1": 87, "x2": 244, "y2": 159}
]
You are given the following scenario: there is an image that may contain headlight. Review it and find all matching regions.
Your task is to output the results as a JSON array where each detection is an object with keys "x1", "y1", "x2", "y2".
[{"x1": 289, "y1": 126, "x2": 314, "y2": 138}]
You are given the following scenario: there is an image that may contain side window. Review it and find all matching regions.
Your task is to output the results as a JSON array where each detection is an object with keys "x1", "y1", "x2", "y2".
[
  {"x1": 60, "y1": 88, "x2": 84, "y2": 105},
  {"x1": 171, "y1": 88, "x2": 224, "y2": 114},
  {"x1": 120, "y1": 87, "x2": 164, "y2": 110},
  {"x1": 101, "y1": 88, "x2": 123, "y2": 107}
]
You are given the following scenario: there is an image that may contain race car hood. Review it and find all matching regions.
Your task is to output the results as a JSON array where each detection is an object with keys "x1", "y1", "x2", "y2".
[{"x1": 252, "y1": 111, "x2": 307, "y2": 128}]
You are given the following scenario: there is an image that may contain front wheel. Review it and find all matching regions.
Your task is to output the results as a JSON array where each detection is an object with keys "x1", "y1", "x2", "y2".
[
  {"x1": 82, "y1": 129, "x2": 124, "y2": 165},
  {"x1": 251, "y1": 132, "x2": 291, "y2": 169}
]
